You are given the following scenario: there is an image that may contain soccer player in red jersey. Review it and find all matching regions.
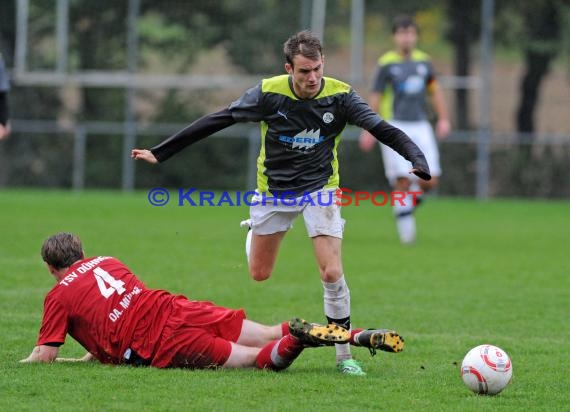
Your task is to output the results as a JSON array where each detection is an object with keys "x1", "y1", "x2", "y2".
[{"x1": 21, "y1": 233, "x2": 403, "y2": 370}]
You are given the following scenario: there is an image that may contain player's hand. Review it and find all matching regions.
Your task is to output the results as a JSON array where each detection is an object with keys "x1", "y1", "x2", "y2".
[
  {"x1": 410, "y1": 168, "x2": 431, "y2": 181},
  {"x1": 0, "y1": 123, "x2": 11, "y2": 140},
  {"x1": 436, "y1": 118, "x2": 451, "y2": 140},
  {"x1": 409, "y1": 154, "x2": 431, "y2": 181},
  {"x1": 409, "y1": 156, "x2": 431, "y2": 181},
  {"x1": 131, "y1": 149, "x2": 158, "y2": 164},
  {"x1": 358, "y1": 130, "x2": 377, "y2": 152}
]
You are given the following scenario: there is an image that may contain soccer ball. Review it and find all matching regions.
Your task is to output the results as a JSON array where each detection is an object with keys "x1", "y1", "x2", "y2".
[{"x1": 460, "y1": 344, "x2": 513, "y2": 395}]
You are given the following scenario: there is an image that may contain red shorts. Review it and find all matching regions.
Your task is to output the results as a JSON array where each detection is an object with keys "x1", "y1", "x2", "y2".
[{"x1": 151, "y1": 296, "x2": 246, "y2": 369}]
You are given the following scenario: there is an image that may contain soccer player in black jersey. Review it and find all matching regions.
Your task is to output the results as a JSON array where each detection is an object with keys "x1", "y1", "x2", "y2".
[
  {"x1": 133, "y1": 30, "x2": 428, "y2": 375},
  {"x1": 360, "y1": 15, "x2": 451, "y2": 245}
]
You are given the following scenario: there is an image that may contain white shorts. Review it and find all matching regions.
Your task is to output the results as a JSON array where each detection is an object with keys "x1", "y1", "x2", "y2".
[
  {"x1": 380, "y1": 120, "x2": 441, "y2": 185},
  {"x1": 249, "y1": 189, "x2": 345, "y2": 238}
]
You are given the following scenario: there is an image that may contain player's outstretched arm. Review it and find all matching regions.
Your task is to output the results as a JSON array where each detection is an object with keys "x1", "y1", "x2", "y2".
[
  {"x1": 359, "y1": 92, "x2": 382, "y2": 152},
  {"x1": 133, "y1": 108, "x2": 237, "y2": 164},
  {"x1": 56, "y1": 352, "x2": 96, "y2": 363},
  {"x1": 131, "y1": 149, "x2": 158, "y2": 164}
]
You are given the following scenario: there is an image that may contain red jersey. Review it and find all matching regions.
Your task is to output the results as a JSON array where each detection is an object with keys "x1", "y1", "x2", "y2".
[{"x1": 37, "y1": 256, "x2": 175, "y2": 364}]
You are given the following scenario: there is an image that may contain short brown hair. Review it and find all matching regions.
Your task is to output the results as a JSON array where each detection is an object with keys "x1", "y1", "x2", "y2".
[
  {"x1": 283, "y1": 30, "x2": 323, "y2": 66},
  {"x1": 41, "y1": 232, "x2": 84, "y2": 269},
  {"x1": 392, "y1": 15, "x2": 418, "y2": 34}
]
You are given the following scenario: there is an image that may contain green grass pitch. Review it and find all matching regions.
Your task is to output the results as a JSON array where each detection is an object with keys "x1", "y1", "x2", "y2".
[{"x1": 1, "y1": 189, "x2": 568, "y2": 411}]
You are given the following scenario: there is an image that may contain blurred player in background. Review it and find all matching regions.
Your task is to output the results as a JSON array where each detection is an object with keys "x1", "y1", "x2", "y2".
[
  {"x1": 0, "y1": 52, "x2": 10, "y2": 140},
  {"x1": 360, "y1": 15, "x2": 451, "y2": 245},
  {"x1": 132, "y1": 30, "x2": 419, "y2": 375},
  {"x1": 21, "y1": 233, "x2": 403, "y2": 371}
]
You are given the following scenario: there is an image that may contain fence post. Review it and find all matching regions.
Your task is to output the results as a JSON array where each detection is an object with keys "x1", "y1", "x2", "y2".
[
  {"x1": 311, "y1": 0, "x2": 327, "y2": 40},
  {"x1": 15, "y1": 0, "x2": 29, "y2": 74},
  {"x1": 72, "y1": 125, "x2": 86, "y2": 191},
  {"x1": 122, "y1": 0, "x2": 140, "y2": 192},
  {"x1": 56, "y1": 0, "x2": 69, "y2": 74},
  {"x1": 350, "y1": 0, "x2": 365, "y2": 86},
  {"x1": 476, "y1": 0, "x2": 494, "y2": 200}
]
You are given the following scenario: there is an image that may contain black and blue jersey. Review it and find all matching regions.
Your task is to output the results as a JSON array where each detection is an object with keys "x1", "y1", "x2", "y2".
[
  {"x1": 228, "y1": 74, "x2": 381, "y2": 195},
  {"x1": 151, "y1": 74, "x2": 431, "y2": 194}
]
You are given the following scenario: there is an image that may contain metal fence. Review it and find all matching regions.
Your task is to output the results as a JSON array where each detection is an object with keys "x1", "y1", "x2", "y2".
[
  {"x1": 2, "y1": 120, "x2": 569, "y2": 198},
  {"x1": 6, "y1": 0, "x2": 500, "y2": 194},
  {"x1": 2, "y1": 0, "x2": 568, "y2": 198}
]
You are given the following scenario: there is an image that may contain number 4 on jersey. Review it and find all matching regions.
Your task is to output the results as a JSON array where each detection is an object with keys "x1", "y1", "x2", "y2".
[{"x1": 93, "y1": 267, "x2": 126, "y2": 298}]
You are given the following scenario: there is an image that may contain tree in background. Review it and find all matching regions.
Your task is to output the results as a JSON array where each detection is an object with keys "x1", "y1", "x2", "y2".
[
  {"x1": 445, "y1": 0, "x2": 478, "y2": 130},
  {"x1": 443, "y1": 0, "x2": 567, "y2": 134},
  {"x1": 515, "y1": 0, "x2": 563, "y2": 135},
  {"x1": 3, "y1": 1, "x2": 568, "y2": 131},
  {"x1": 1, "y1": 0, "x2": 568, "y2": 192}
]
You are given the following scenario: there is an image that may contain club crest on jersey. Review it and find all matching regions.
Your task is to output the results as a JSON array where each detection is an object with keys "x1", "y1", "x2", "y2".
[
  {"x1": 323, "y1": 112, "x2": 334, "y2": 124},
  {"x1": 279, "y1": 129, "x2": 325, "y2": 150},
  {"x1": 416, "y1": 63, "x2": 428, "y2": 77},
  {"x1": 401, "y1": 75, "x2": 425, "y2": 94},
  {"x1": 390, "y1": 66, "x2": 403, "y2": 77}
]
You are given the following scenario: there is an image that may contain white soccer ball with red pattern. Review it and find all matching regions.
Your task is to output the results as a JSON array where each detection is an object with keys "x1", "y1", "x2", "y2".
[{"x1": 461, "y1": 344, "x2": 513, "y2": 395}]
